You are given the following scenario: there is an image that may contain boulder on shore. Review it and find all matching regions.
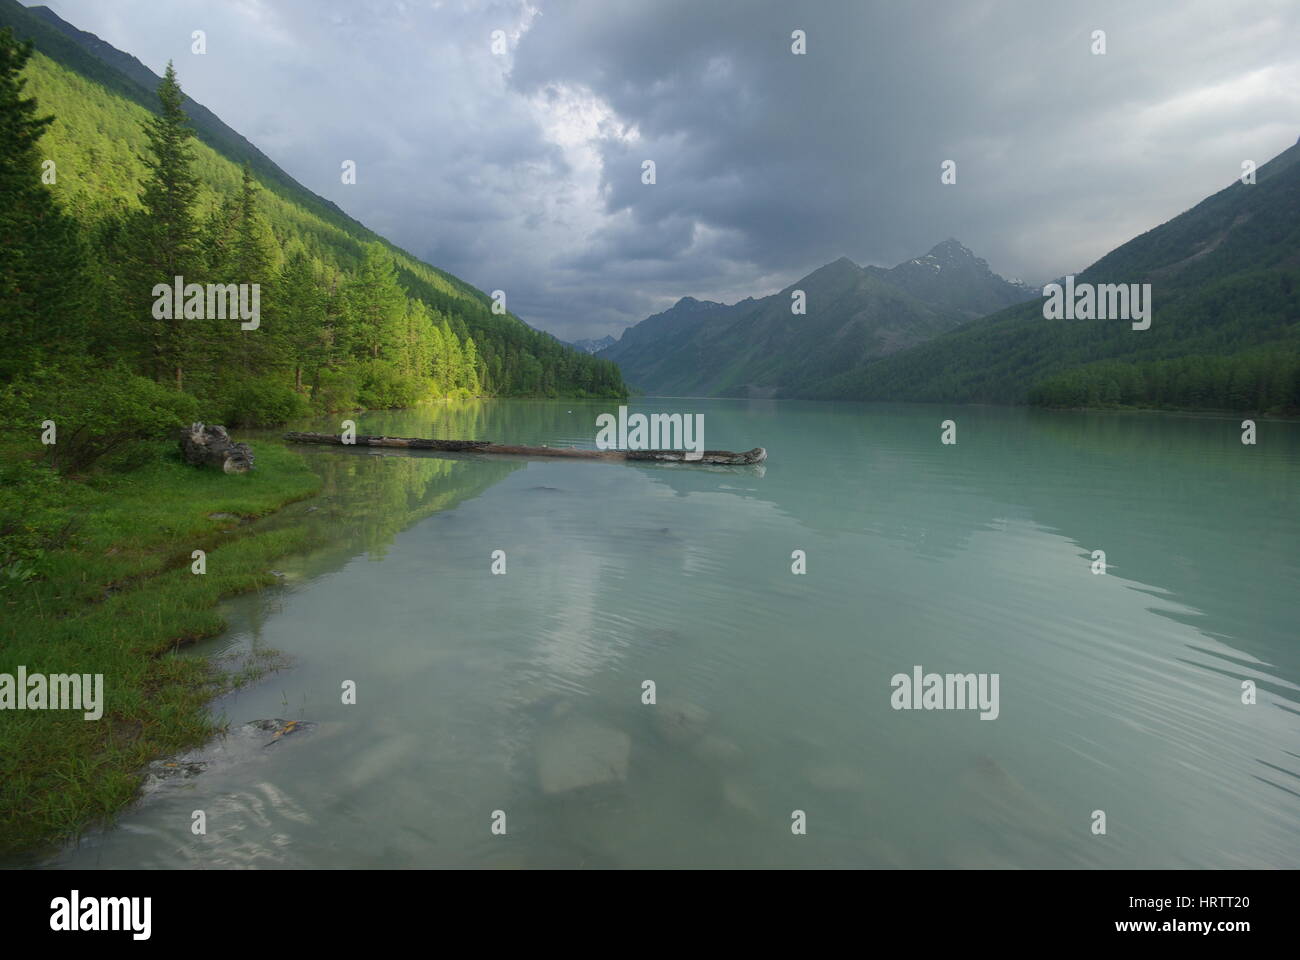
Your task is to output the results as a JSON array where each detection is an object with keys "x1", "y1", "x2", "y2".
[{"x1": 179, "y1": 423, "x2": 255, "y2": 474}]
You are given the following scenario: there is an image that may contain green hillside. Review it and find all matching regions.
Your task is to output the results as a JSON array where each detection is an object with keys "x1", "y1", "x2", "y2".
[
  {"x1": 811, "y1": 139, "x2": 1300, "y2": 413},
  {"x1": 0, "y1": 0, "x2": 380, "y2": 252},
  {"x1": 0, "y1": 0, "x2": 625, "y2": 406}
]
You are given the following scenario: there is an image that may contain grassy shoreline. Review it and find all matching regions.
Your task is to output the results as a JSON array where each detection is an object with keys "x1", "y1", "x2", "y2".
[{"x1": 0, "y1": 439, "x2": 323, "y2": 859}]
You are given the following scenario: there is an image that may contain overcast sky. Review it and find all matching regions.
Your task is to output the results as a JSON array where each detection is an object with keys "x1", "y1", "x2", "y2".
[{"x1": 40, "y1": 0, "x2": 1300, "y2": 341}]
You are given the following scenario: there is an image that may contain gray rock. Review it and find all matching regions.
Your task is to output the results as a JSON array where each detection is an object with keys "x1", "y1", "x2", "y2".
[
  {"x1": 181, "y1": 423, "x2": 254, "y2": 474},
  {"x1": 652, "y1": 700, "x2": 710, "y2": 745},
  {"x1": 693, "y1": 734, "x2": 743, "y2": 765},
  {"x1": 147, "y1": 759, "x2": 207, "y2": 781},
  {"x1": 536, "y1": 714, "x2": 631, "y2": 795}
]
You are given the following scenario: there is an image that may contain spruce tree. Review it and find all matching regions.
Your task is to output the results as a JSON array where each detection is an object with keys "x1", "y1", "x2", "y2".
[
  {"x1": 228, "y1": 163, "x2": 277, "y2": 373},
  {"x1": 462, "y1": 336, "x2": 481, "y2": 395},
  {"x1": 348, "y1": 243, "x2": 406, "y2": 360},
  {"x1": 131, "y1": 61, "x2": 199, "y2": 389},
  {"x1": 0, "y1": 27, "x2": 85, "y2": 380},
  {"x1": 278, "y1": 251, "x2": 327, "y2": 390}
]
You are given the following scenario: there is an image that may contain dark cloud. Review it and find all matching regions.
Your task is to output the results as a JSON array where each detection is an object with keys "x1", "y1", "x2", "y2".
[{"x1": 44, "y1": 0, "x2": 1300, "y2": 341}]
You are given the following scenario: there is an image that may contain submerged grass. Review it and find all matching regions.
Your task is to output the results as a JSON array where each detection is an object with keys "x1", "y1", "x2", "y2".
[{"x1": 0, "y1": 440, "x2": 322, "y2": 858}]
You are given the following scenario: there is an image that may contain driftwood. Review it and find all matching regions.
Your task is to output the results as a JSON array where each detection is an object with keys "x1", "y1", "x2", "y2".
[
  {"x1": 179, "y1": 423, "x2": 255, "y2": 474},
  {"x1": 282, "y1": 431, "x2": 767, "y2": 465}
]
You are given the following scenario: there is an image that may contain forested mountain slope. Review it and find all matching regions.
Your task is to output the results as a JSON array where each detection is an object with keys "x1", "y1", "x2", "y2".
[
  {"x1": 601, "y1": 241, "x2": 1035, "y2": 398},
  {"x1": 0, "y1": 0, "x2": 625, "y2": 404},
  {"x1": 812, "y1": 138, "x2": 1300, "y2": 411}
]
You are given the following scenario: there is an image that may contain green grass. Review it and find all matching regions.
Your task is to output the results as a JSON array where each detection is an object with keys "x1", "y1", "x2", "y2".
[{"x1": 0, "y1": 440, "x2": 322, "y2": 858}]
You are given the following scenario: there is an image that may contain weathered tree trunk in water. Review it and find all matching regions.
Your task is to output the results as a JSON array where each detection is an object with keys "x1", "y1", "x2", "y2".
[
  {"x1": 179, "y1": 423, "x2": 255, "y2": 474},
  {"x1": 282, "y1": 431, "x2": 767, "y2": 465},
  {"x1": 284, "y1": 432, "x2": 491, "y2": 452}
]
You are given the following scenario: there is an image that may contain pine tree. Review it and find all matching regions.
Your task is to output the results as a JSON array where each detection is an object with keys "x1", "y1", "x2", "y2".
[
  {"x1": 348, "y1": 243, "x2": 406, "y2": 361},
  {"x1": 403, "y1": 299, "x2": 435, "y2": 382},
  {"x1": 428, "y1": 321, "x2": 448, "y2": 393},
  {"x1": 462, "y1": 336, "x2": 481, "y2": 395},
  {"x1": 130, "y1": 61, "x2": 200, "y2": 389},
  {"x1": 0, "y1": 27, "x2": 85, "y2": 380},
  {"x1": 227, "y1": 163, "x2": 278, "y2": 373},
  {"x1": 278, "y1": 251, "x2": 327, "y2": 391}
]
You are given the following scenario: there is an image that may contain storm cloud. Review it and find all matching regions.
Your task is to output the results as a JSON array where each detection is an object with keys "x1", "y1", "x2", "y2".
[{"x1": 42, "y1": 0, "x2": 1300, "y2": 340}]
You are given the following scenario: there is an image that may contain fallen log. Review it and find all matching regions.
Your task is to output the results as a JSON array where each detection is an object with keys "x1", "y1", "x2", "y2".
[
  {"x1": 282, "y1": 431, "x2": 767, "y2": 465},
  {"x1": 179, "y1": 423, "x2": 255, "y2": 474},
  {"x1": 282, "y1": 432, "x2": 492, "y2": 452}
]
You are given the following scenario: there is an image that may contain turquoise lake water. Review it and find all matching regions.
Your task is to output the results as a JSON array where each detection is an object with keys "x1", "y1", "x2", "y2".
[{"x1": 45, "y1": 399, "x2": 1300, "y2": 868}]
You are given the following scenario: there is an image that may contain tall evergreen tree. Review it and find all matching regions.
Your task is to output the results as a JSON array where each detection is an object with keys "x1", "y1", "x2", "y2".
[
  {"x1": 222, "y1": 163, "x2": 277, "y2": 373},
  {"x1": 462, "y1": 336, "x2": 481, "y2": 395},
  {"x1": 278, "y1": 251, "x2": 327, "y2": 391},
  {"x1": 348, "y1": 243, "x2": 406, "y2": 360},
  {"x1": 0, "y1": 27, "x2": 84, "y2": 380},
  {"x1": 130, "y1": 61, "x2": 199, "y2": 389}
]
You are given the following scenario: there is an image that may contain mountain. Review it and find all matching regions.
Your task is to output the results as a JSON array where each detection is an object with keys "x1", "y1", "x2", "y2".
[
  {"x1": 599, "y1": 242, "x2": 1036, "y2": 397},
  {"x1": 4, "y1": 2, "x2": 366, "y2": 249},
  {"x1": 812, "y1": 137, "x2": 1300, "y2": 411},
  {"x1": 0, "y1": 0, "x2": 626, "y2": 399},
  {"x1": 872, "y1": 238, "x2": 1038, "y2": 317},
  {"x1": 569, "y1": 335, "x2": 616, "y2": 354}
]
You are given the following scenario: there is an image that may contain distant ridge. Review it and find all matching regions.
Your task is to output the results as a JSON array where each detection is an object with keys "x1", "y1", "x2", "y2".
[
  {"x1": 599, "y1": 241, "x2": 1036, "y2": 398},
  {"x1": 811, "y1": 136, "x2": 1300, "y2": 408},
  {"x1": 569, "y1": 335, "x2": 617, "y2": 354}
]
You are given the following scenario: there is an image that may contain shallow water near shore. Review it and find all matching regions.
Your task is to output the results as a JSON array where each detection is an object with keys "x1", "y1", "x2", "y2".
[{"x1": 44, "y1": 399, "x2": 1300, "y2": 868}]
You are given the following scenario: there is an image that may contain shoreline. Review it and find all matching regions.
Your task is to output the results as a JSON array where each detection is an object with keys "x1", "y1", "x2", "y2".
[
  {"x1": 0, "y1": 440, "x2": 324, "y2": 859},
  {"x1": 1, "y1": 397, "x2": 624, "y2": 859}
]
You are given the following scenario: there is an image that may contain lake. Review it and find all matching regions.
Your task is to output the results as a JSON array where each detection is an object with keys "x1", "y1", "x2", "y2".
[{"x1": 45, "y1": 399, "x2": 1300, "y2": 868}]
